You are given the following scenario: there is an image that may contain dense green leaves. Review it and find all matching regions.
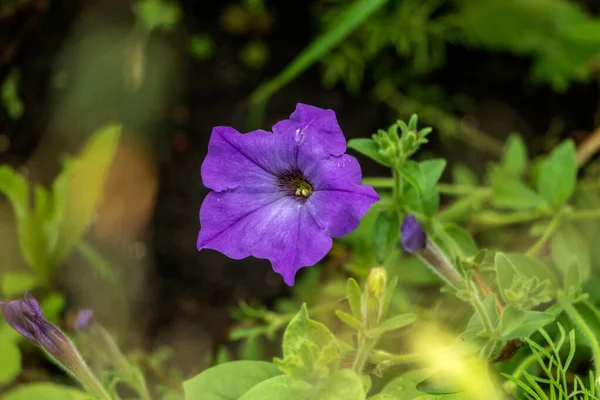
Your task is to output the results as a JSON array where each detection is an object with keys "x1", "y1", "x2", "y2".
[{"x1": 183, "y1": 361, "x2": 283, "y2": 400}]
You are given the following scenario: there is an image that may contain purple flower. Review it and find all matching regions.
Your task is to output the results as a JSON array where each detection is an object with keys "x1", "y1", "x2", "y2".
[
  {"x1": 197, "y1": 103, "x2": 379, "y2": 285},
  {"x1": 73, "y1": 309, "x2": 94, "y2": 332},
  {"x1": 401, "y1": 215, "x2": 426, "y2": 254},
  {"x1": 0, "y1": 293, "x2": 71, "y2": 360}
]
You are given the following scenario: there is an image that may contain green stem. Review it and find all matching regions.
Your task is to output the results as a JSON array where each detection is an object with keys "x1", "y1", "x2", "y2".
[
  {"x1": 352, "y1": 335, "x2": 378, "y2": 374},
  {"x1": 72, "y1": 361, "x2": 113, "y2": 400},
  {"x1": 470, "y1": 286, "x2": 495, "y2": 337},
  {"x1": 472, "y1": 210, "x2": 546, "y2": 227},
  {"x1": 369, "y1": 350, "x2": 421, "y2": 367},
  {"x1": 361, "y1": 177, "x2": 489, "y2": 197},
  {"x1": 525, "y1": 212, "x2": 562, "y2": 256},
  {"x1": 569, "y1": 208, "x2": 600, "y2": 220},
  {"x1": 437, "y1": 190, "x2": 490, "y2": 222},
  {"x1": 559, "y1": 295, "x2": 600, "y2": 383}
]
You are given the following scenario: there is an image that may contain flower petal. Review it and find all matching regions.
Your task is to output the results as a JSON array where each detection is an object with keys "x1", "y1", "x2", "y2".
[
  {"x1": 201, "y1": 127, "x2": 296, "y2": 192},
  {"x1": 272, "y1": 103, "x2": 346, "y2": 169},
  {"x1": 0, "y1": 300, "x2": 37, "y2": 342},
  {"x1": 197, "y1": 191, "x2": 331, "y2": 285},
  {"x1": 304, "y1": 155, "x2": 379, "y2": 237}
]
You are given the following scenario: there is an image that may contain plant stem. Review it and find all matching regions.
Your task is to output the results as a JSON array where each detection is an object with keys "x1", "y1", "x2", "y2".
[
  {"x1": 525, "y1": 212, "x2": 562, "y2": 256},
  {"x1": 470, "y1": 287, "x2": 495, "y2": 338},
  {"x1": 362, "y1": 177, "x2": 490, "y2": 197},
  {"x1": 569, "y1": 208, "x2": 600, "y2": 220},
  {"x1": 352, "y1": 335, "x2": 378, "y2": 374}
]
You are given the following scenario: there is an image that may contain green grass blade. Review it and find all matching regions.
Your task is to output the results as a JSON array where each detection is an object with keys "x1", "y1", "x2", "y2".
[{"x1": 249, "y1": 0, "x2": 390, "y2": 105}]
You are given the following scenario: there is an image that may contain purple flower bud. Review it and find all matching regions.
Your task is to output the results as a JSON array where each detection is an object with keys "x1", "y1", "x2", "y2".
[
  {"x1": 401, "y1": 215, "x2": 426, "y2": 254},
  {"x1": 0, "y1": 294, "x2": 112, "y2": 400},
  {"x1": 0, "y1": 293, "x2": 71, "y2": 360},
  {"x1": 73, "y1": 309, "x2": 94, "y2": 332}
]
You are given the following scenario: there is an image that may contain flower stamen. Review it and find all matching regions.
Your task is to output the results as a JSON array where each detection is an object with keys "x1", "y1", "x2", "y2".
[{"x1": 277, "y1": 169, "x2": 313, "y2": 199}]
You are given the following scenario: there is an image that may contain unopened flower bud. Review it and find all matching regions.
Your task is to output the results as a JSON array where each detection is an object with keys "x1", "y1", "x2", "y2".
[
  {"x1": 0, "y1": 294, "x2": 111, "y2": 400},
  {"x1": 366, "y1": 267, "x2": 387, "y2": 300}
]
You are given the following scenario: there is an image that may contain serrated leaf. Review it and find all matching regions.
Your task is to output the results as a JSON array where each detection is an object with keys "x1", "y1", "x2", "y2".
[{"x1": 282, "y1": 304, "x2": 340, "y2": 363}]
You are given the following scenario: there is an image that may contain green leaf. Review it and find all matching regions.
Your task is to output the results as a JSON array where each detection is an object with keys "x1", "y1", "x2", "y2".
[
  {"x1": 346, "y1": 278, "x2": 362, "y2": 319},
  {"x1": 239, "y1": 369, "x2": 365, "y2": 400},
  {"x1": 1, "y1": 69, "x2": 24, "y2": 120},
  {"x1": 495, "y1": 252, "x2": 518, "y2": 303},
  {"x1": 372, "y1": 210, "x2": 400, "y2": 263},
  {"x1": 1, "y1": 272, "x2": 40, "y2": 297},
  {"x1": 282, "y1": 304, "x2": 339, "y2": 361},
  {"x1": 238, "y1": 375, "x2": 305, "y2": 400},
  {"x1": 51, "y1": 124, "x2": 121, "y2": 266},
  {"x1": 501, "y1": 133, "x2": 527, "y2": 176},
  {"x1": 365, "y1": 313, "x2": 417, "y2": 338},
  {"x1": 413, "y1": 394, "x2": 470, "y2": 400},
  {"x1": 0, "y1": 167, "x2": 49, "y2": 274},
  {"x1": 0, "y1": 383, "x2": 91, "y2": 400},
  {"x1": 537, "y1": 140, "x2": 577, "y2": 207},
  {"x1": 500, "y1": 308, "x2": 555, "y2": 340},
  {"x1": 335, "y1": 310, "x2": 362, "y2": 330},
  {"x1": 348, "y1": 139, "x2": 392, "y2": 167},
  {"x1": 452, "y1": 165, "x2": 478, "y2": 186},
  {"x1": 503, "y1": 253, "x2": 558, "y2": 292},
  {"x1": 491, "y1": 176, "x2": 547, "y2": 210},
  {"x1": 399, "y1": 161, "x2": 424, "y2": 194},
  {"x1": 183, "y1": 361, "x2": 283, "y2": 400},
  {"x1": 40, "y1": 292, "x2": 66, "y2": 325},
  {"x1": 551, "y1": 223, "x2": 591, "y2": 285},
  {"x1": 419, "y1": 159, "x2": 446, "y2": 216},
  {"x1": 0, "y1": 340, "x2": 21, "y2": 385},
  {"x1": 380, "y1": 369, "x2": 432, "y2": 399},
  {"x1": 314, "y1": 369, "x2": 365, "y2": 400},
  {"x1": 441, "y1": 224, "x2": 478, "y2": 259},
  {"x1": 249, "y1": 0, "x2": 390, "y2": 105},
  {"x1": 464, "y1": 295, "x2": 499, "y2": 339}
]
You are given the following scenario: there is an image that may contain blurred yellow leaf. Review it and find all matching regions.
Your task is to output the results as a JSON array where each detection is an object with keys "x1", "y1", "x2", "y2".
[{"x1": 50, "y1": 124, "x2": 121, "y2": 266}]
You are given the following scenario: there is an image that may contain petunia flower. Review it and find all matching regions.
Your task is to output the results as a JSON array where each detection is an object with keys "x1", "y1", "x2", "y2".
[{"x1": 197, "y1": 103, "x2": 379, "y2": 285}]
